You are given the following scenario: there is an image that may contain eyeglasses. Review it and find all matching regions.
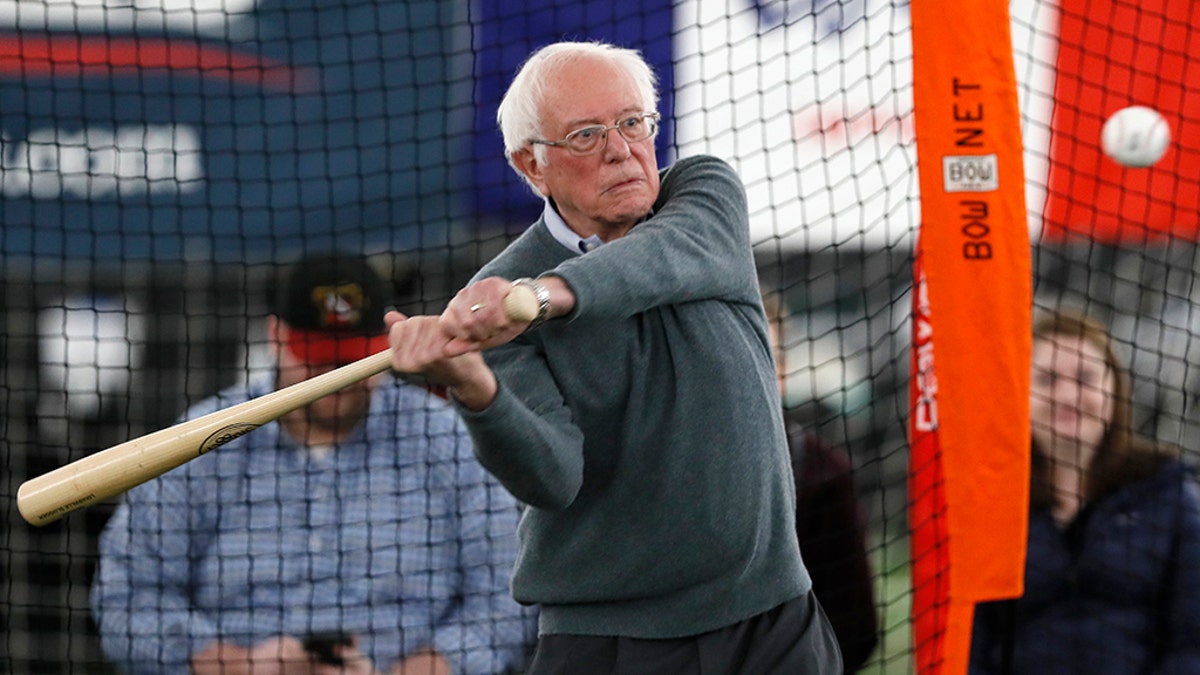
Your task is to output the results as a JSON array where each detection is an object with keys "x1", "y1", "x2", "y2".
[{"x1": 532, "y1": 112, "x2": 660, "y2": 156}]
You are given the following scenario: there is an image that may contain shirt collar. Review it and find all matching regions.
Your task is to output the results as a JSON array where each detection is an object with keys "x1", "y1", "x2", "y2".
[{"x1": 542, "y1": 200, "x2": 604, "y2": 255}]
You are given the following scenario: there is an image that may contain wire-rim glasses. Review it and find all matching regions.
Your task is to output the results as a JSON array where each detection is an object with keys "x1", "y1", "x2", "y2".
[{"x1": 532, "y1": 112, "x2": 660, "y2": 156}]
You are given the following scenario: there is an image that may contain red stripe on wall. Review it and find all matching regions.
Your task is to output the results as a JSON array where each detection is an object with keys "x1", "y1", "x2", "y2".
[
  {"x1": 0, "y1": 33, "x2": 312, "y2": 92},
  {"x1": 1042, "y1": 0, "x2": 1200, "y2": 243}
]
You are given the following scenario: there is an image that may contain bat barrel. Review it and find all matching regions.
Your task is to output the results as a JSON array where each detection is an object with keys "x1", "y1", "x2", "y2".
[
  {"x1": 16, "y1": 286, "x2": 539, "y2": 526},
  {"x1": 17, "y1": 427, "x2": 197, "y2": 525},
  {"x1": 17, "y1": 350, "x2": 395, "y2": 525}
]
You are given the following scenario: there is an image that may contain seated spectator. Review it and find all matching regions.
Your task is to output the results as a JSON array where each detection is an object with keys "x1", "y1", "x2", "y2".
[
  {"x1": 91, "y1": 251, "x2": 536, "y2": 675},
  {"x1": 970, "y1": 307, "x2": 1200, "y2": 675}
]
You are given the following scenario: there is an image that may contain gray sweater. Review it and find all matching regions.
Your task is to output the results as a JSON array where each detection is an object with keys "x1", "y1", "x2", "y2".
[{"x1": 457, "y1": 155, "x2": 810, "y2": 639}]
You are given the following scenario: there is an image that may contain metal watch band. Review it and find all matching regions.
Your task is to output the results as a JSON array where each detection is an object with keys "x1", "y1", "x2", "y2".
[{"x1": 511, "y1": 277, "x2": 551, "y2": 331}]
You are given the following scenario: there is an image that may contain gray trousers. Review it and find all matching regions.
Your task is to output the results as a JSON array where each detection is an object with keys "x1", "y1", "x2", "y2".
[{"x1": 526, "y1": 590, "x2": 844, "y2": 674}]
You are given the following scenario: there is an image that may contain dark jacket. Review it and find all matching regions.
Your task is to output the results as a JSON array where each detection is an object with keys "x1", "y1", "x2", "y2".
[
  {"x1": 787, "y1": 417, "x2": 879, "y2": 673},
  {"x1": 970, "y1": 459, "x2": 1200, "y2": 675}
]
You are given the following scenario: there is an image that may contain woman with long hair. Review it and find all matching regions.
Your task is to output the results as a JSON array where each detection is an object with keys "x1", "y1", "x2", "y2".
[{"x1": 970, "y1": 308, "x2": 1200, "y2": 674}]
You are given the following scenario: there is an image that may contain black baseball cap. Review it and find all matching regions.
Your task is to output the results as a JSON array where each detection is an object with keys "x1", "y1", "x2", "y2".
[{"x1": 274, "y1": 252, "x2": 391, "y2": 364}]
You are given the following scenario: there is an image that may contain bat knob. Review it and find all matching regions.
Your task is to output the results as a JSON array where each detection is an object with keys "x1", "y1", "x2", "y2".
[{"x1": 506, "y1": 278, "x2": 550, "y2": 329}]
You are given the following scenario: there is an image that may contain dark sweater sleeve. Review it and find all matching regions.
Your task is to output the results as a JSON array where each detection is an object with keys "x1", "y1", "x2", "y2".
[
  {"x1": 550, "y1": 154, "x2": 761, "y2": 320},
  {"x1": 454, "y1": 340, "x2": 585, "y2": 510}
]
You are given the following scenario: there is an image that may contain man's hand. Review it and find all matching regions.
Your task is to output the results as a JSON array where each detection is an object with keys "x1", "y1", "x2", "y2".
[
  {"x1": 439, "y1": 276, "x2": 535, "y2": 357},
  {"x1": 386, "y1": 276, "x2": 536, "y2": 411},
  {"x1": 190, "y1": 636, "x2": 320, "y2": 675},
  {"x1": 192, "y1": 636, "x2": 311, "y2": 675},
  {"x1": 319, "y1": 637, "x2": 379, "y2": 675},
  {"x1": 386, "y1": 310, "x2": 498, "y2": 412},
  {"x1": 387, "y1": 275, "x2": 576, "y2": 411},
  {"x1": 390, "y1": 649, "x2": 452, "y2": 675},
  {"x1": 191, "y1": 635, "x2": 383, "y2": 675},
  {"x1": 388, "y1": 306, "x2": 501, "y2": 408}
]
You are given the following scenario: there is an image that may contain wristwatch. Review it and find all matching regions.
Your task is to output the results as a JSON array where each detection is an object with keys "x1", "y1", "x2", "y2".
[{"x1": 511, "y1": 277, "x2": 551, "y2": 331}]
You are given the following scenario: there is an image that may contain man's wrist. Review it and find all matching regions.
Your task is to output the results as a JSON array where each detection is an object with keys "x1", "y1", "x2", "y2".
[
  {"x1": 447, "y1": 368, "x2": 498, "y2": 412},
  {"x1": 511, "y1": 277, "x2": 551, "y2": 331}
]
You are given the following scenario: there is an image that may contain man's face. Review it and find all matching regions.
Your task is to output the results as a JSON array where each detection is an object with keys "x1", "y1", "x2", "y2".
[
  {"x1": 515, "y1": 56, "x2": 661, "y2": 239},
  {"x1": 272, "y1": 318, "x2": 379, "y2": 436}
]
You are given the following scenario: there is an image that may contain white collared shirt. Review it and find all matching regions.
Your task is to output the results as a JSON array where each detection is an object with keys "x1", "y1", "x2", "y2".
[{"x1": 542, "y1": 200, "x2": 604, "y2": 255}]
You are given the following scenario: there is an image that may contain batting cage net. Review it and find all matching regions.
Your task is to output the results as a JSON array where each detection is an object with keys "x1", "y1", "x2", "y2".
[{"x1": 1, "y1": 0, "x2": 1197, "y2": 672}]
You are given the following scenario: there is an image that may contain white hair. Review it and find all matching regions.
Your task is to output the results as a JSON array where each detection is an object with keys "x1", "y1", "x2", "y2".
[{"x1": 496, "y1": 41, "x2": 659, "y2": 195}]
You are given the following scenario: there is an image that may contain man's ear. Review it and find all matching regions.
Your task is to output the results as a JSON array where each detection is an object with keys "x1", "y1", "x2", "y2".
[{"x1": 511, "y1": 148, "x2": 549, "y2": 197}]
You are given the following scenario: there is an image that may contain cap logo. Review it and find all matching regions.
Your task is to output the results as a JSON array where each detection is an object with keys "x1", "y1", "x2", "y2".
[{"x1": 311, "y1": 283, "x2": 367, "y2": 329}]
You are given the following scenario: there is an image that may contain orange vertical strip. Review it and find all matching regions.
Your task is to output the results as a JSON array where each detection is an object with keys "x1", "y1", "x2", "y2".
[{"x1": 909, "y1": 0, "x2": 1033, "y2": 673}]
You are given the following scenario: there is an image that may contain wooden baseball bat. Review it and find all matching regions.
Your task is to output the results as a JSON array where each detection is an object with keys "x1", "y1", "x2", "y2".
[{"x1": 17, "y1": 287, "x2": 541, "y2": 526}]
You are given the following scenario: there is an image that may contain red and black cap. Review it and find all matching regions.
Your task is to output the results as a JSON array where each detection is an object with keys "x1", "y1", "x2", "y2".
[{"x1": 274, "y1": 252, "x2": 391, "y2": 365}]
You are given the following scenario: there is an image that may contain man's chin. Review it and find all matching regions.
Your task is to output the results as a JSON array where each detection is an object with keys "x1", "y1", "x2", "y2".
[
  {"x1": 309, "y1": 404, "x2": 370, "y2": 427},
  {"x1": 604, "y1": 196, "x2": 655, "y2": 224}
]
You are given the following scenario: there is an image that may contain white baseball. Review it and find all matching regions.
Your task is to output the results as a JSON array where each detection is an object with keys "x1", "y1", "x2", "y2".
[{"x1": 1101, "y1": 106, "x2": 1170, "y2": 168}]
